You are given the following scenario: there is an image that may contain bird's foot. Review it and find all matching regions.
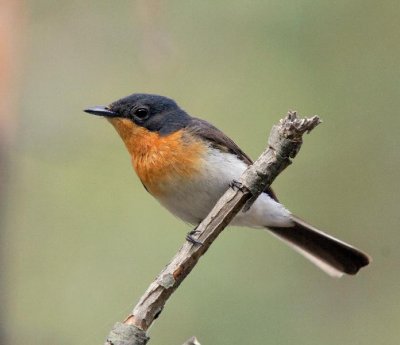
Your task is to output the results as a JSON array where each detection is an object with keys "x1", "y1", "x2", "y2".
[
  {"x1": 230, "y1": 179, "x2": 244, "y2": 191},
  {"x1": 186, "y1": 228, "x2": 203, "y2": 246}
]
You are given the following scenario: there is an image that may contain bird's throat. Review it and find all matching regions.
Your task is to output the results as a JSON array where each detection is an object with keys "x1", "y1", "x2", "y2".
[{"x1": 108, "y1": 118, "x2": 205, "y2": 196}]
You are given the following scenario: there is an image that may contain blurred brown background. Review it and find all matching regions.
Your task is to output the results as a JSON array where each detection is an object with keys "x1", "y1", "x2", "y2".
[{"x1": 2, "y1": 1, "x2": 399, "y2": 344}]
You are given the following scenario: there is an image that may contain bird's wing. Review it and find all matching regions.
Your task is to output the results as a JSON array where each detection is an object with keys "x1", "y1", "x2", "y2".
[{"x1": 187, "y1": 117, "x2": 279, "y2": 202}]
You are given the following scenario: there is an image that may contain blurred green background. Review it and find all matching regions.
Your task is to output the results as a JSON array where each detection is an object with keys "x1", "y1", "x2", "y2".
[{"x1": 2, "y1": 1, "x2": 400, "y2": 344}]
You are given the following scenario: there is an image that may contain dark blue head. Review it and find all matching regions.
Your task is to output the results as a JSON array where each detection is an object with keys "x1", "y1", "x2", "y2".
[{"x1": 85, "y1": 93, "x2": 191, "y2": 135}]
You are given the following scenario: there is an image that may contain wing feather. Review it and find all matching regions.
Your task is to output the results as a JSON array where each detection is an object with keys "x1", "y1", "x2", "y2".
[{"x1": 187, "y1": 118, "x2": 279, "y2": 201}]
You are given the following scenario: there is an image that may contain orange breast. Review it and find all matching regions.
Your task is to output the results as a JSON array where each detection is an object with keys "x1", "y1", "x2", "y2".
[{"x1": 108, "y1": 118, "x2": 205, "y2": 196}]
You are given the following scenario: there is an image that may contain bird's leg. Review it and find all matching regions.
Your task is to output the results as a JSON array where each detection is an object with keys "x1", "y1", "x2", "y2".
[
  {"x1": 230, "y1": 179, "x2": 244, "y2": 191},
  {"x1": 186, "y1": 226, "x2": 203, "y2": 245},
  {"x1": 230, "y1": 179, "x2": 253, "y2": 211}
]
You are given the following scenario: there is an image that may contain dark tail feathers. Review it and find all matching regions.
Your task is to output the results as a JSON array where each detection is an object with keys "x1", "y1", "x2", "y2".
[{"x1": 268, "y1": 216, "x2": 371, "y2": 277}]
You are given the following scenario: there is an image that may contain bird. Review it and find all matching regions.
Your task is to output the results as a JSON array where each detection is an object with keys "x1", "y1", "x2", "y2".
[{"x1": 84, "y1": 93, "x2": 370, "y2": 278}]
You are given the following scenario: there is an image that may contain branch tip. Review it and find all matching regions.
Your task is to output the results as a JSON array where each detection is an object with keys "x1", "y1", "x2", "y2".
[{"x1": 280, "y1": 111, "x2": 321, "y2": 139}]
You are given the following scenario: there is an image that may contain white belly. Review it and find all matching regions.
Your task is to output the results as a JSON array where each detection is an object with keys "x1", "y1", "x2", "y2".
[{"x1": 156, "y1": 147, "x2": 292, "y2": 228}]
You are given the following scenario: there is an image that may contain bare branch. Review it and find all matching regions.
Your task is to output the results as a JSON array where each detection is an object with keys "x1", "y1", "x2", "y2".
[{"x1": 104, "y1": 112, "x2": 321, "y2": 345}]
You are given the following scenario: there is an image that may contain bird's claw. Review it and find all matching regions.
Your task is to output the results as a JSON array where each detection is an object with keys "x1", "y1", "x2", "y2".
[
  {"x1": 186, "y1": 229, "x2": 203, "y2": 246},
  {"x1": 230, "y1": 179, "x2": 243, "y2": 191}
]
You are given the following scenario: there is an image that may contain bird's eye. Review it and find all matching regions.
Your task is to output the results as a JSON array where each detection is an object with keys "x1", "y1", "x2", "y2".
[{"x1": 134, "y1": 108, "x2": 149, "y2": 120}]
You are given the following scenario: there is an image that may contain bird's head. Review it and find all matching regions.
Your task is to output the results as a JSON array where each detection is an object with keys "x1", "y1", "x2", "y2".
[{"x1": 84, "y1": 93, "x2": 191, "y2": 138}]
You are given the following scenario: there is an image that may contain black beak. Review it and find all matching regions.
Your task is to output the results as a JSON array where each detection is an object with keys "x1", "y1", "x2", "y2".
[{"x1": 84, "y1": 105, "x2": 118, "y2": 117}]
